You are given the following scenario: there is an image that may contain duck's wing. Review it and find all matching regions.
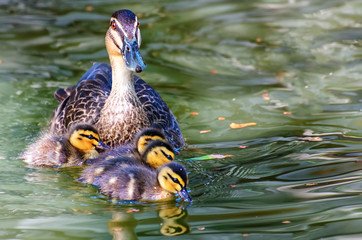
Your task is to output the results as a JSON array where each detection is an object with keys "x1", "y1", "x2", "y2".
[
  {"x1": 134, "y1": 76, "x2": 184, "y2": 152},
  {"x1": 54, "y1": 87, "x2": 73, "y2": 103},
  {"x1": 49, "y1": 63, "x2": 112, "y2": 134},
  {"x1": 54, "y1": 62, "x2": 112, "y2": 102}
]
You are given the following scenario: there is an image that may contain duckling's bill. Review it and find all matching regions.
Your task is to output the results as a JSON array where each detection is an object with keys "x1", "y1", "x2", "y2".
[
  {"x1": 178, "y1": 187, "x2": 192, "y2": 202},
  {"x1": 96, "y1": 140, "x2": 110, "y2": 150}
]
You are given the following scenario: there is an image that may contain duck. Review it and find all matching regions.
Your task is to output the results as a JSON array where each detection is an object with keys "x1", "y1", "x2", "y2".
[
  {"x1": 79, "y1": 139, "x2": 175, "y2": 184},
  {"x1": 20, "y1": 124, "x2": 109, "y2": 167},
  {"x1": 49, "y1": 9, "x2": 184, "y2": 152},
  {"x1": 82, "y1": 161, "x2": 192, "y2": 202}
]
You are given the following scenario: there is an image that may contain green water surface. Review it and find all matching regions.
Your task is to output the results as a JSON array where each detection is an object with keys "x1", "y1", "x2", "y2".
[{"x1": 1, "y1": 0, "x2": 362, "y2": 239}]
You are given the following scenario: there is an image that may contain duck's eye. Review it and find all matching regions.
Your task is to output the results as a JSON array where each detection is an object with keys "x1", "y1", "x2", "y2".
[
  {"x1": 111, "y1": 21, "x2": 116, "y2": 30},
  {"x1": 137, "y1": 22, "x2": 140, "y2": 28}
]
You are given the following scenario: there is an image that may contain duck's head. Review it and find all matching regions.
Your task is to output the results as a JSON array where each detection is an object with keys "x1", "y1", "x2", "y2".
[
  {"x1": 158, "y1": 162, "x2": 192, "y2": 202},
  {"x1": 142, "y1": 140, "x2": 175, "y2": 168},
  {"x1": 135, "y1": 128, "x2": 167, "y2": 155},
  {"x1": 68, "y1": 124, "x2": 110, "y2": 153},
  {"x1": 105, "y1": 9, "x2": 146, "y2": 73}
]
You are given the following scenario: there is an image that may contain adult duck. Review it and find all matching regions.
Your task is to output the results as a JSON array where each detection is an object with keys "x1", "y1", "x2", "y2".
[{"x1": 50, "y1": 9, "x2": 184, "y2": 152}]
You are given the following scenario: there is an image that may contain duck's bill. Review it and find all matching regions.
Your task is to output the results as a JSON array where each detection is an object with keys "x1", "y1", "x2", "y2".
[
  {"x1": 122, "y1": 37, "x2": 146, "y2": 73},
  {"x1": 96, "y1": 140, "x2": 110, "y2": 150},
  {"x1": 178, "y1": 187, "x2": 192, "y2": 202}
]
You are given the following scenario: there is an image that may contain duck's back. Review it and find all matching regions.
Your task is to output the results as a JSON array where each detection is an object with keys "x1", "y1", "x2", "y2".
[
  {"x1": 78, "y1": 156, "x2": 140, "y2": 185},
  {"x1": 50, "y1": 63, "x2": 111, "y2": 135},
  {"x1": 50, "y1": 62, "x2": 184, "y2": 151}
]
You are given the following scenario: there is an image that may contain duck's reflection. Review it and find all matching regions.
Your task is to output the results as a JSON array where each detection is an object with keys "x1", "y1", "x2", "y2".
[{"x1": 107, "y1": 204, "x2": 189, "y2": 239}]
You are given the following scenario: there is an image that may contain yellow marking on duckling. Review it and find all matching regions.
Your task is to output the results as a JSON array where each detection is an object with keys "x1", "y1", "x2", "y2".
[
  {"x1": 146, "y1": 146, "x2": 174, "y2": 168},
  {"x1": 137, "y1": 135, "x2": 165, "y2": 155}
]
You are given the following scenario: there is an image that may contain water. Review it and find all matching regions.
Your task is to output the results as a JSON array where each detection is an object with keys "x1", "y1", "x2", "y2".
[{"x1": 1, "y1": 0, "x2": 362, "y2": 239}]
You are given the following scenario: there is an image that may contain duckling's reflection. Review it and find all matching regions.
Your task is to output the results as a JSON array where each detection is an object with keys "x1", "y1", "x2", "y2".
[
  {"x1": 158, "y1": 204, "x2": 190, "y2": 236},
  {"x1": 107, "y1": 204, "x2": 189, "y2": 239}
]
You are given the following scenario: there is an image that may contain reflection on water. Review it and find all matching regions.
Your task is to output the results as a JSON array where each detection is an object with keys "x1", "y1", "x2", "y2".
[
  {"x1": 108, "y1": 212, "x2": 138, "y2": 240},
  {"x1": 2, "y1": 0, "x2": 362, "y2": 239},
  {"x1": 108, "y1": 205, "x2": 189, "y2": 239}
]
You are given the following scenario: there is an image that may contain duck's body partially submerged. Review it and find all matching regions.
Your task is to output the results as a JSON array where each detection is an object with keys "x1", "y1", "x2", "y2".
[
  {"x1": 50, "y1": 9, "x2": 184, "y2": 151},
  {"x1": 80, "y1": 161, "x2": 191, "y2": 202},
  {"x1": 20, "y1": 124, "x2": 109, "y2": 167}
]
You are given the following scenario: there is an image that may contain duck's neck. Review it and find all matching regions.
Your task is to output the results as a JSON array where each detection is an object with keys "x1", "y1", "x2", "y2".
[
  {"x1": 109, "y1": 54, "x2": 134, "y2": 96},
  {"x1": 96, "y1": 54, "x2": 150, "y2": 147}
]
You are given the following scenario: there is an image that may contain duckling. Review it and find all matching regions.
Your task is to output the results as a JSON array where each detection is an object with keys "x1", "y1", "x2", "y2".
[
  {"x1": 20, "y1": 124, "x2": 109, "y2": 167},
  {"x1": 134, "y1": 127, "x2": 168, "y2": 156},
  {"x1": 90, "y1": 162, "x2": 192, "y2": 202},
  {"x1": 79, "y1": 140, "x2": 175, "y2": 184},
  {"x1": 49, "y1": 9, "x2": 184, "y2": 152}
]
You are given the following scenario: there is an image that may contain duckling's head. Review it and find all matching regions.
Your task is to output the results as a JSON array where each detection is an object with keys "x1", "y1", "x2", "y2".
[
  {"x1": 105, "y1": 9, "x2": 146, "y2": 73},
  {"x1": 135, "y1": 128, "x2": 167, "y2": 155},
  {"x1": 142, "y1": 140, "x2": 175, "y2": 168},
  {"x1": 68, "y1": 124, "x2": 110, "y2": 153},
  {"x1": 158, "y1": 162, "x2": 192, "y2": 202}
]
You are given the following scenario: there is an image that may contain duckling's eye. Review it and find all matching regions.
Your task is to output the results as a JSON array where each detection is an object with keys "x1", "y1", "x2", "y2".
[
  {"x1": 111, "y1": 21, "x2": 116, "y2": 30},
  {"x1": 80, "y1": 134, "x2": 96, "y2": 140},
  {"x1": 161, "y1": 150, "x2": 173, "y2": 160},
  {"x1": 168, "y1": 173, "x2": 180, "y2": 184}
]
